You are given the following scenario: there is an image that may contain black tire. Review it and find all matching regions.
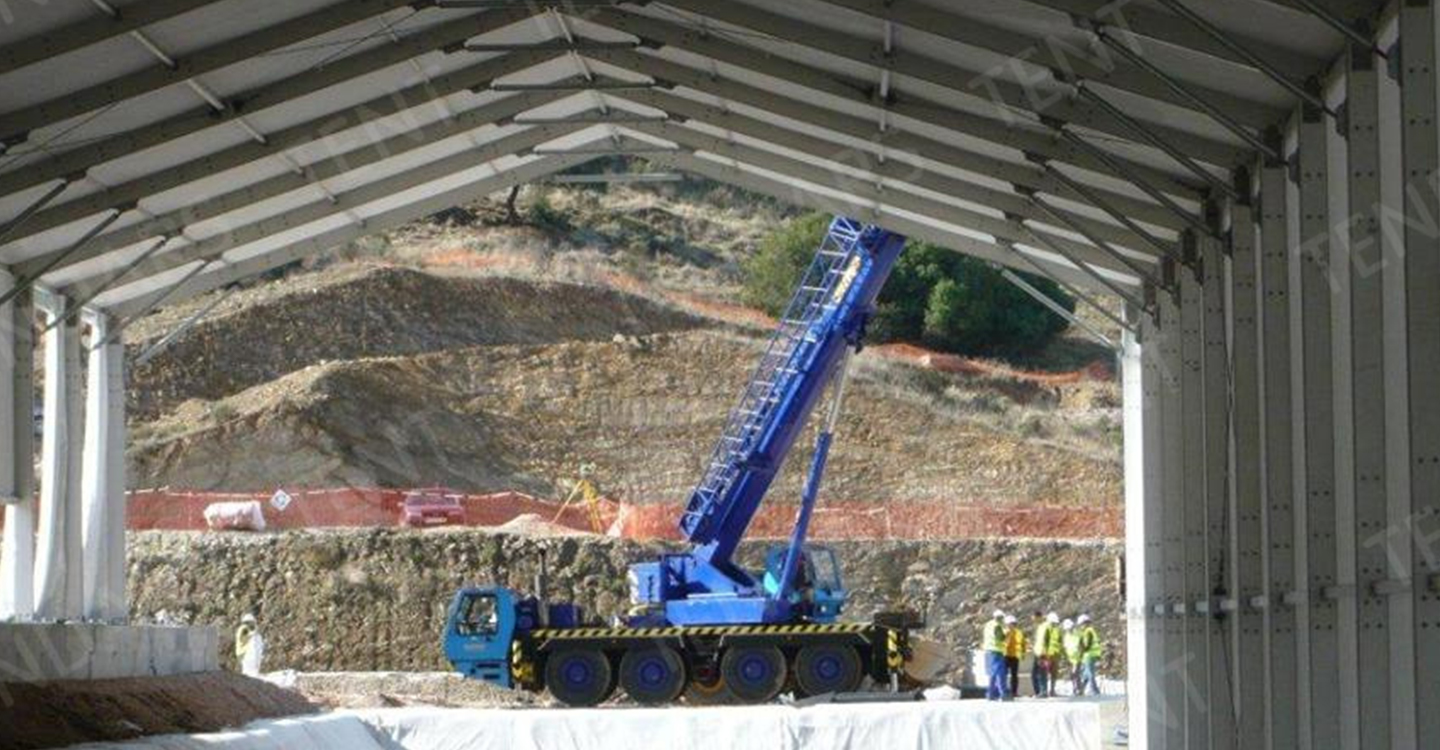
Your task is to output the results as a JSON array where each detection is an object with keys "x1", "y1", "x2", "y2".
[
  {"x1": 793, "y1": 643, "x2": 863, "y2": 696},
  {"x1": 619, "y1": 645, "x2": 688, "y2": 704},
  {"x1": 545, "y1": 648, "x2": 614, "y2": 707},
  {"x1": 720, "y1": 645, "x2": 787, "y2": 704},
  {"x1": 683, "y1": 676, "x2": 736, "y2": 705}
]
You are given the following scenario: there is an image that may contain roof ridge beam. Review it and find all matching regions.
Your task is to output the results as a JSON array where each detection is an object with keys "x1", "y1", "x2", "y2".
[
  {"x1": 0, "y1": 0, "x2": 224, "y2": 77},
  {"x1": 2, "y1": 48, "x2": 568, "y2": 250},
  {"x1": 0, "y1": 6, "x2": 545, "y2": 198},
  {"x1": 662, "y1": 0, "x2": 1282, "y2": 132},
  {"x1": 582, "y1": 14, "x2": 1226, "y2": 189},
  {"x1": 587, "y1": 49, "x2": 1195, "y2": 229},
  {"x1": 599, "y1": 5, "x2": 1250, "y2": 167},
  {"x1": 1, "y1": 0, "x2": 427, "y2": 145},
  {"x1": 59, "y1": 123, "x2": 589, "y2": 294}
]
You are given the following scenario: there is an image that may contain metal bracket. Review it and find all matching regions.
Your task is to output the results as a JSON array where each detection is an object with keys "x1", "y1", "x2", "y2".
[
  {"x1": 1193, "y1": 600, "x2": 1211, "y2": 614},
  {"x1": 1248, "y1": 594, "x2": 1268, "y2": 611},
  {"x1": 1173, "y1": 602, "x2": 1188, "y2": 615},
  {"x1": 1281, "y1": 590, "x2": 1303, "y2": 607},
  {"x1": 1372, "y1": 579, "x2": 1411, "y2": 596},
  {"x1": 1218, "y1": 597, "x2": 1239, "y2": 613},
  {"x1": 1153, "y1": 604, "x2": 1167, "y2": 616},
  {"x1": 1320, "y1": 584, "x2": 1352, "y2": 601}
]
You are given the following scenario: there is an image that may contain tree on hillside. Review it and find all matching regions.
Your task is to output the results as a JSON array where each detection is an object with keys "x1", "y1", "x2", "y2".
[{"x1": 741, "y1": 213, "x2": 1074, "y2": 356}]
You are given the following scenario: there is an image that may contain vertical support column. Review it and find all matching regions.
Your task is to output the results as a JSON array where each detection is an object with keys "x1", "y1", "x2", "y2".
[
  {"x1": 1400, "y1": 2, "x2": 1440, "y2": 747},
  {"x1": 1346, "y1": 37, "x2": 1392, "y2": 750},
  {"x1": 1123, "y1": 302, "x2": 1150, "y2": 750},
  {"x1": 1179, "y1": 240, "x2": 1210, "y2": 750},
  {"x1": 1160, "y1": 285, "x2": 1188, "y2": 750},
  {"x1": 1142, "y1": 299, "x2": 1171, "y2": 749},
  {"x1": 81, "y1": 311, "x2": 126, "y2": 622},
  {"x1": 1296, "y1": 101, "x2": 1340, "y2": 749},
  {"x1": 1229, "y1": 199, "x2": 1267, "y2": 748},
  {"x1": 0, "y1": 273, "x2": 36, "y2": 620},
  {"x1": 1259, "y1": 160, "x2": 1299, "y2": 750},
  {"x1": 33, "y1": 295, "x2": 85, "y2": 621},
  {"x1": 1201, "y1": 231, "x2": 1235, "y2": 750}
]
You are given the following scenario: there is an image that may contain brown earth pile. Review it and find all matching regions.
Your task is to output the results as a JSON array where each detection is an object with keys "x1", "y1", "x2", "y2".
[
  {"x1": 124, "y1": 264, "x2": 707, "y2": 421},
  {"x1": 127, "y1": 329, "x2": 1121, "y2": 504},
  {"x1": 0, "y1": 671, "x2": 315, "y2": 749},
  {"x1": 126, "y1": 529, "x2": 1126, "y2": 683}
]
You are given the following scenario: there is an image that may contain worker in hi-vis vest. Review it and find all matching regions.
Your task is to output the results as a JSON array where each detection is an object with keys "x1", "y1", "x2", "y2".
[
  {"x1": 1003, "y1": 614, "x2": 1026, "y2": 700},
  {"x1": 1077, "y1": 614, "x2": 1103, "y2": 695},
  {"x1": 1062, "y1": 618, "x2": 1082, "y2": 695},
  {"x1": 982, "y1": 609, "x2": 1008, "y2": 701},
  {"x1": 1033, "y1": 611, "x2": 1062, "y2": 697}
]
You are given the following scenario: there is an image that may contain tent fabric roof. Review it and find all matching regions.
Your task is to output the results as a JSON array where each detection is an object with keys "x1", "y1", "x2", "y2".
[{"x1": 0, "y1": 0, "x2": 1375, "y2": 323}]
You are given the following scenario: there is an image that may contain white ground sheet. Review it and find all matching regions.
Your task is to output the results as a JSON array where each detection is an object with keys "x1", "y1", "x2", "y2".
[{"x1": 68, "y1": 699, "x2": 1101, "y2": 750}]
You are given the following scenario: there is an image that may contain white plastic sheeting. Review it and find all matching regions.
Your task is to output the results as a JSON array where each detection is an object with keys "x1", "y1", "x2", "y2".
[
  {"x1": 33, "y1": 298, "x2": 84, "y2": 620},
  {"x1": 66, "y1": 700, "x2": 1102, "y2": 750},
  {"x1": 81, "y1": 312, "x2": 127, "y2": 621}
]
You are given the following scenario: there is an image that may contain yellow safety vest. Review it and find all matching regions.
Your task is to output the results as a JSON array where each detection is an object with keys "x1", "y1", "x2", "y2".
[
  {"x1": 1004, "y1": 627, "x2": 1027, "y2": 659},
  {"x1": 235, "y1": 624, "x2": 255, "y2": 660},
  {"x1": 1080, "y1": 626, "x2": 1103, "y2": 660},
  {"x1": 1063, "y1": 631, "x2": 1083, "y2": 663},
  {"x1": 982, "y1": 619, "x2": 1006, "y2": 653},
  {"x1": 1032, "y1": 622, "x2": 1050, "y2": 657},
  {"x1": 1045, "y1": 623, "x2": 1064, "y2": 657}
]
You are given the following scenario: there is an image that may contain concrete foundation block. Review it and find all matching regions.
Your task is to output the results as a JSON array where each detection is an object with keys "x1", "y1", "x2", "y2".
[{"x1": 0, "y1": 623, "x2": 217, "y2": 682}]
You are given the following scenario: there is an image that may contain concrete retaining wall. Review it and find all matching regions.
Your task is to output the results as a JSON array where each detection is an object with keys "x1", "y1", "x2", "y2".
[{"x1": 0, "y1": 623, "x2": 217, "y2": 682}]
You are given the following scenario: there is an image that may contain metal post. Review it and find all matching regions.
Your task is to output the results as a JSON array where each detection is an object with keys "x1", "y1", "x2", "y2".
[
  {"x1": 1258, "y1": 160, "x2": 1299, "y2": 750},
  {"x1": 32, "y1": 295, "x2": 85, "y2": 622},
  {"x1": 1228, "y1": 199, "x2": 1267, "y2": 749},
  {"x1": 1345, "y1": 37, "x2": 1391, "y2": 750},
  {"x1": 1138, "y1": 303, "x2": 1168, "y2": 749},
  {"x1": 1178, "y1": 244, "x2": 1210, "y2": 750},
  {"x1": 79, "y1": 311, "x2": 126, "y2": 622},
  {"x1": 1200, "y1": 230, "x2": 1235, "y2": 749},
  {"x1": 1159, "y1": 285, "x2": 1187, "y2": 750},
  {"x1": 1295, "y1": 102, "x2": 1340, "y2": 750},
  {"x1": 1400, "y1": 3, "x2": 1440, "y2": 747},
  {"x1": 0, "y1": 278, "x2": 36, "y2": 620}
]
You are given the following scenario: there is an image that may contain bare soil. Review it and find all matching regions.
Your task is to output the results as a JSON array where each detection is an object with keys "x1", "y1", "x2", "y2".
[{"x1": 0, "y1": 671, "x2": 315, "y2": 750}]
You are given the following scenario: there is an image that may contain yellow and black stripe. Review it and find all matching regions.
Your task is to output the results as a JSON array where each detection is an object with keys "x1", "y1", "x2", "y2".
[{"x1": 529, "y1": 622, "x2": 871, "y2": 640}]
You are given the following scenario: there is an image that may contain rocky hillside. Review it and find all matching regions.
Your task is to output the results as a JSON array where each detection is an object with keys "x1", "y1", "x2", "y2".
[
  {"x1": 125, "y1": 268, "x2": 1120, "y2": 503},
  {"x1": 127, "y1": 529, "x2": 1125, "y2": 682}
]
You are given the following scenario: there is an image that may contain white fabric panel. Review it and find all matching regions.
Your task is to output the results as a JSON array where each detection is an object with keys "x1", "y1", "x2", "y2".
[
  {"x1": 33, "y1": 301, "x2": 84, "y2": 621},
  {"x1": 0, "y1": 270, "x2": 36, "y2": 620},
  {"x1": 81, "y1": 313, "x2": 127, "y2": 621},
  {"x1": 354, "y1": 702, "x2": 1101, "y2": 750},
  {"x1": 67, "y1": 713, "x2": 387, "y2": 749}
]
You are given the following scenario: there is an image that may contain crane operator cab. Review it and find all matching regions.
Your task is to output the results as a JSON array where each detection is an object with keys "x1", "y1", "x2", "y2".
[{"x1": 760, "y1": 544, "x2": 846, "y2": 622}]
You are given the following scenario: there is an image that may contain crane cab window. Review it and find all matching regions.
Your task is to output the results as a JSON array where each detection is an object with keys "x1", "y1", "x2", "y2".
[{"x1": 456, "y1": 594, "x2": 500, "y2": 636}]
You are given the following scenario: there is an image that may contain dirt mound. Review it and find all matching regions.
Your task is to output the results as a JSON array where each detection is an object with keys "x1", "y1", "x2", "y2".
[
  {"x1": 128, "y1": 331, "x2": 1121, "y2": 504},
  {"x1": 0, "y1": 671, "x2": 316, "y2": 749},
  {"x1": 125, "y1": 264, "x2": 707, "y2": 420}
]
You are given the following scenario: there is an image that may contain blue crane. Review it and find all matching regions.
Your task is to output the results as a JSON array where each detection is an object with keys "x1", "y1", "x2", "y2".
[{"x1": 444, "y1": 218, "x2": 918, "y2": 706}]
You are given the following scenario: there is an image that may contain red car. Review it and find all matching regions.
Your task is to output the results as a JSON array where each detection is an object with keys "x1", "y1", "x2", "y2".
[{"x1": 399, "y1": 488, "x2": 466, "y2": 527}]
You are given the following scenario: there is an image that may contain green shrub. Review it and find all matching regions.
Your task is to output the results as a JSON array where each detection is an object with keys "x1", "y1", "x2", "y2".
[{"x1": 741, "y1": 213, "x2": 1074, "y2": 356}]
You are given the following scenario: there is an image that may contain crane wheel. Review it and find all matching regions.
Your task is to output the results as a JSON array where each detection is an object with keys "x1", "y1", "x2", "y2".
[
  {"x1": 720, "y1": 645, "x2": 787, "y2": 704},
  {"x1": 619, "y1": 645, "x2": 687, "y2": 704},
  {"x1": 545, "y1": 647, "x2": 614, "y2": 707},
  {"x1": 793, "y1": 644, "x2": 863, "y2": 696}
]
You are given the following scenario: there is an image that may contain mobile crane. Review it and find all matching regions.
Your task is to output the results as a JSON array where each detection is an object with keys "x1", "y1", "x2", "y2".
[{"x1": 443, "y1": 217, "x2": 920, "y2": 706}]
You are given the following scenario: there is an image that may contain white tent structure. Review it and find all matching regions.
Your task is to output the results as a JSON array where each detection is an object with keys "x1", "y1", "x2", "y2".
[{"x1": 0, "y1": 1, "x2": 1433, "y2": 748}]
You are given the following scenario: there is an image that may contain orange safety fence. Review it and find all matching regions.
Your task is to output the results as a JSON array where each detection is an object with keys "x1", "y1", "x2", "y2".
[{"x1": 105, "y1": 487, "x2": 1121, "y2": 540}]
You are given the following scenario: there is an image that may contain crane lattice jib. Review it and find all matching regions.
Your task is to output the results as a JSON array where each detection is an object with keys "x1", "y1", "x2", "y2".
[{"x1": 677, "y1": 217, "x2": 907, "y2": 564}]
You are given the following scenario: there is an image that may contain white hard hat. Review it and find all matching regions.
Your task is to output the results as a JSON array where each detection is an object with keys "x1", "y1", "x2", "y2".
[
  {"x1": 1047, "y1": 612, "x2": 1060, "y2": 624},
  {"x1": 1077, "y1": 614, "x2": 1091, "y2": 625},
  {"x1": 1062, "y1": 618, "x2": 1075, "y2": 629},
  {"x1": 241, "y1": 613, "x2": 257, "y2": 624},
  {"x1": 992, "y1": 609, "x2": 1006, "y2": 620},
  {"x1": 1004, "y1": 614, "x2": 1018, "y2": 625}
]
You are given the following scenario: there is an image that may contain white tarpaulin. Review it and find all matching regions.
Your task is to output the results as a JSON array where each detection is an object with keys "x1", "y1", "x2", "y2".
[
  {"x1": 353, "y1": 701, "x2": 1101, "y2": 750},
  {"x1": 68, "y1": 700, "x2": 1101, "y2": 750}
]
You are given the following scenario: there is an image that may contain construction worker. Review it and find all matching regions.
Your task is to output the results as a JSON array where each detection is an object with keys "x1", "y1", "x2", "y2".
[
  {"x1": 1030, "y1": 612, "x2": 1049, "y2": 697},
  {"x1": 235, "y1": 613, "x2": 265, "y2": 677},
  {"x1": 1003, "y1": 614, "x2": 1025, "y2": 700},
  {"x1": 982, "y1": 609, "x2": 1008, "y2": 701},
  {"x1": 1062, "y1": 618, "x2": 1082, "y2": 695},
  {"x1": 1035, "y1": 611, "x2": 1063, "y2": 697},
  {"x1": 1077, "y1": 614, "x2": 1103, "y2": 695}
]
